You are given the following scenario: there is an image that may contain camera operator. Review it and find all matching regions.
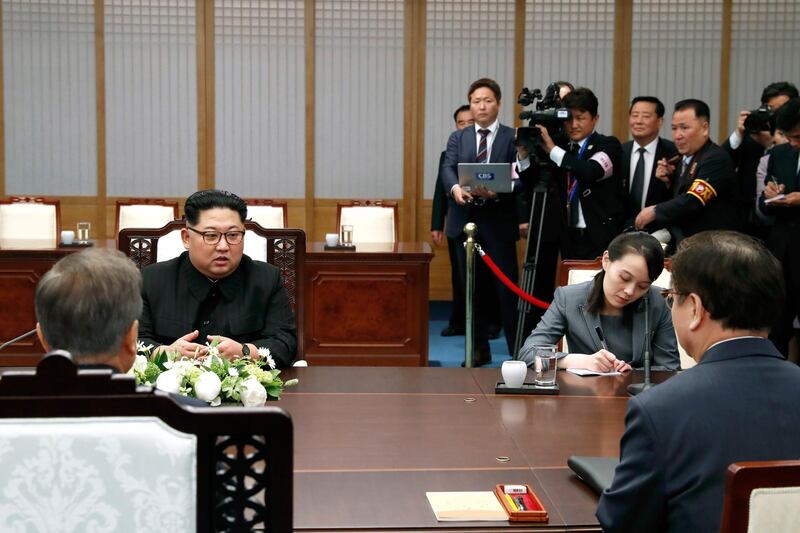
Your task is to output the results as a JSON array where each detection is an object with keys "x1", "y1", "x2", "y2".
[
  {"x1": 526, "y1": 87, "x2": 624, "y2": 260},
  {"x1": 724, "y1": 81, "x2": 798, "y2": 238}
]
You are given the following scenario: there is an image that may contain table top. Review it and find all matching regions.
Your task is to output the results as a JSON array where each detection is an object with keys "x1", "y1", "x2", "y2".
[
  {"x1": 307, "y1": 241, "x2": 433, "y2": 259},
  {"x1": 279, "y1": 366, "x2": 676, "y2": 531}
]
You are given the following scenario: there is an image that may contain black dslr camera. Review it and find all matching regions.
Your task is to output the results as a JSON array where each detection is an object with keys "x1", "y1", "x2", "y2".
[
  {"x1": 516, "y1": 83, "x2": 571, "y2": 154},
  {"x1": 743, "y1": 104, "x2": 776, "y2": 134}
]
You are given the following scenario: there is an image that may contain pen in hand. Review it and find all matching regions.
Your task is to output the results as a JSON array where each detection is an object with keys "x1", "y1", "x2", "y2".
[{"x1": 595, "y1": 326, "x2": 609, "y2": 351}]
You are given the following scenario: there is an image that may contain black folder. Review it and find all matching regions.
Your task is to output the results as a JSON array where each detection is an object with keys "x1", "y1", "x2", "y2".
[{"x1": 567, "y1": 456, "x2": 619, "y2": 494}]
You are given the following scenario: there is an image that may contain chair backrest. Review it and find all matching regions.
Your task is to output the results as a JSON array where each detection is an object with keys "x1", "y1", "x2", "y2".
[
  {"x1": 0, "y1": 352, "x2": 293, "y2": 533},
  {"x1": 0, "y1": 196, "x2": 61, "y2": 248},
  {"x1": 116, "y1": 198, "x2": 180, "y2": 235},
  {"x1": 336, "y1": 200, "x2": 398, "y2": 244},
  {"x1": 245, "y1": 199, "x2": 288, "y2": 229},
  {"x1": 720, "y1": 460, "x2": 800, "y2": 533},
  {"x1": 118, "y1": 221, "x2": 305, "y2": 357}
]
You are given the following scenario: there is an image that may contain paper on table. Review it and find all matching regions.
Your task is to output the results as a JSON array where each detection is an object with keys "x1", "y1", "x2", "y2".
[
  {"x1": 566, "y1": 368, "x2": 621, "y2": 377},
  {"x1": 426, "y1": 491, "x2": 508, "y2": 521}
]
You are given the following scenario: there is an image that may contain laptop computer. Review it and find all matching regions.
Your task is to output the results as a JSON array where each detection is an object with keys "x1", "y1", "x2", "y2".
[{"x1": 457, "y1": 163, "x2": 513, "y2": 194}]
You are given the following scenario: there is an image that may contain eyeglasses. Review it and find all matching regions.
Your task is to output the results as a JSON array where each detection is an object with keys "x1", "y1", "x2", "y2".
[
  {"x1": 660, "y1": 288, "x2": 687, "y2": 308},
  {"x1": 188, "y1": 227, "x2": 245, "y2": 245}
]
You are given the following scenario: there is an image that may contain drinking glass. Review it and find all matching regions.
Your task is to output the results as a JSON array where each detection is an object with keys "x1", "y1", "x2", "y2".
[
  {"x1": 76, "y1": 222, "x2": 91, "y2": 243},
  {"x1": 533, "y1": 345, "x2": 558, "y2": 387},
  {"x1": 340, "y1": 225, "x2": 353, "y2": 246}
]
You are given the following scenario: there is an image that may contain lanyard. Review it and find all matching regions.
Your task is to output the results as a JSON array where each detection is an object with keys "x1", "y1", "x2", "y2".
[{"x1": 567, "y1": 137, "x2": 591, "y2": 204}]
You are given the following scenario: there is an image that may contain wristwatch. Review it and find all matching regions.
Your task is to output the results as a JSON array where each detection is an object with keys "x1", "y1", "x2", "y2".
[{"x1": 241, "y1": 344, "x2": 250, "y2": 358}]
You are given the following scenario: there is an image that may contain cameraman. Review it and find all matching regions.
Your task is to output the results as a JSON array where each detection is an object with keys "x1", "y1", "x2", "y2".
[
  {"x1": 724, "y1": 81, "x2": 798, "y2": 237},
  {"x1": 525, "y1": 87, "x2": 624, "y2": 260}
]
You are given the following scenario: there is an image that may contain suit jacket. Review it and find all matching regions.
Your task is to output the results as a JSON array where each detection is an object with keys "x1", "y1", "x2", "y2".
[
  {"x1": 758, "y1": 143, "x2": 800, "y2": 261},
  {"x1": 440, "y1": 124, "x2": 522, "y2": 242},
  {"x1": 597, "y1": 337, "x2": 800, "y2": 533},
  {"x1": 558, "y1": 132, "x2": 626, "y2": 253},
  {"x1": 621, "y1": 137, "x2": 678, "y2": 224},
  {"x1": 723, "y1": 133, "x2": 767, "y2": 208},
  {"x1": 430, "y1": 151, "x2": 448, "y2": 232},
  {"x1": 653, "y1": 140, "x2": 742, "y2": 237},
  {"x1": 138, "y1": 252, "x2": 297, "y2": 368},
  {"x1": 518, "y1": 280, "x2": 680, "y2": 370}
]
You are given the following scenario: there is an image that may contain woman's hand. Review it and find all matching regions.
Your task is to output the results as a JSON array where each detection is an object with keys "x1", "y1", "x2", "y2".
[{"x1": 568, "y1": 350, "x2": 631, "y2": 372}]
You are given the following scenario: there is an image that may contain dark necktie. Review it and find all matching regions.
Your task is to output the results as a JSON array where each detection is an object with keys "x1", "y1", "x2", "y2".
[
  {"x1": 476, "y1": 129, "x2": 490, "y2": 163},
  {"x1": 568, "y1": 142, "x2": 581, "y2": 227},
  {"x1": 630, "y1": 147, "x2": 646, "y2": 211}
]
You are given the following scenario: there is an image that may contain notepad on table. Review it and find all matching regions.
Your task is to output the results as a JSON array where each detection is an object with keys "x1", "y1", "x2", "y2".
[
  {"x1": 566, "y1": 368, "x2": 621, "y2": 377},
  {"x1": 426, "y1": 491, "x2": 508, "y2": 521}
]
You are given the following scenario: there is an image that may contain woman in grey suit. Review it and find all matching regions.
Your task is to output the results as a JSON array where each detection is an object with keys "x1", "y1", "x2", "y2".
[{"x1": 519, "y1": 232, "x2": 680, "y2": 372}]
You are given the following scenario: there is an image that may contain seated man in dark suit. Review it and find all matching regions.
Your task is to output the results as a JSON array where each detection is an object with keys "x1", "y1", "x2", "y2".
[
  {"x1": 597, "y1": 231, "x2": 800, "y2": 533},
  {"x1": 138, "y1": 190, "x2": 297, "y2": 368},
  {"x1": 35, "y1": 248, "x2": 143, "y2": 374}
]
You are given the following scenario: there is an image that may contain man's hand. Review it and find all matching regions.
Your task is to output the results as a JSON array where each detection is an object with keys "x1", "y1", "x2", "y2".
[
  {"x1": 519, "y1": 223, "x2": 529, "y2": 239},
  {"x1": 471, "y1": 185, "x2": 497, "y2": 199},
  {"x1": 767, "y1": 191, "x2": 800, "y2": 207},
  {"x1": 533, "y1": 125, "x2": 556, "y2": 153},
  {"x1": 209, "y1": 335, "x2": 252, "y2": 359},
  {"x1": 169, "y1": 330, "x2": 207, "y2": 358},
  {"x1": 452, "y1": 184, "x2": 473, "y2": 206},
  {"x1": 635, "y1": 205, "x2": 657, "y2": 229},
  {"x1": 764, "y1": 181, "x2": 785, "y2": 199},
  {"x1": 431, "y1": 230, "x2": 444, "y2": 246},
  {"x1": 654, "y1": 157, "x2": 675, "y2": 186},
  {"x1": 736, "y1": 110, "x2": 750, "y2": 137}
]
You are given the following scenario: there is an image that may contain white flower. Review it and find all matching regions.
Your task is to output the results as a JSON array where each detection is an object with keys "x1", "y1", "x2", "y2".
[
  {"x1": 136, "y1": 341, "x2": 154, "y2": 354},
  {"x1": 194, "y1": 371, "x2": 222, "y2": 402},
  {"x1": 240, "y1": 377, "x2": 267, "y2": 407},
  {"x1": 210, "y1": 396, "x2": 221, "y2": 407},
  {"x1": 205, "y1": 341, "x2": 220, "y2": 358},
  {"x1": 132, "y1": 355, "x2": 148, "y2": 374},
  {"x1": 257, "y1": 347, "x2": 271, "y2": 358},
  {"x1": 163, "y1": 360, "x2": 174, "y2": 370},
  {"x1": 156, "y1": 369, "x2": 182, "y2": 394},
  {"x1": 228, "y1": 367, "x2": 239, "y2": 377},
  {"x1": 172, "y1": 360, "x2": 196, "y2": 376}
]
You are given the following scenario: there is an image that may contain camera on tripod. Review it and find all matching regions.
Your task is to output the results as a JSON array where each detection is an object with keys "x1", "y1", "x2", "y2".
[
  {"x1": 743, "y1": 103, "x2": 776, "y2": 135},
  {"x1": 516, "y1": 83, "x2": 571, "y2": 154}
]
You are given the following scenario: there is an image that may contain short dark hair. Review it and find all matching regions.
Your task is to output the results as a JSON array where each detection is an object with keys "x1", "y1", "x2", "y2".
[
  {"x1": 563, "y1": 87, "x2": 599, "y2": 117},
  {"x1": 184, "y1": 189, "x2": 247, "y2": 225},
  {"x1": 674, "y1": 99, "x2": 710, "y2": 122},
  {"x1": 761, "y1": 81, "x2": 799, "y2": 105},
  {"x1": 586, "y1": 232, "x2": 665, "y2": 320},
  {"x1": 35, "y1": 249, "x2": 143, "y2": 362},
  {"x1": 453, "y1": 104, "x2": 471, "y2": 123},
  {"x1": 776, "y1": 97, "x2": 800, "y2": 132},
  {"x1": 671, "y1": 231, "x2": 784, "y2": 331},
  {"x1": 630, "y1": 96, "x2": 666, "y2": 118},
  {"x1": 468, "y1": 78, "x2": 502, "y2": 102}
]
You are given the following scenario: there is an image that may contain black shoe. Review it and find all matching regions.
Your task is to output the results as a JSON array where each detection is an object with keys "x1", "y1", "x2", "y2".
[
  {"x1": 441, "y1": 325, "x2": 465, "y2": 337},
  {"x1": 460, "y1": 347, "x2": 492, "y2": 367},
  {"x1": 487, "y1": 327, "x2": 501, "y2": 340}
]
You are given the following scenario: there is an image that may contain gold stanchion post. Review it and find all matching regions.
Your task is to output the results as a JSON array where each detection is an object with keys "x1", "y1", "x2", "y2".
[{"x1": 463, "y1": 222, "x2": 477, "y2": 368}]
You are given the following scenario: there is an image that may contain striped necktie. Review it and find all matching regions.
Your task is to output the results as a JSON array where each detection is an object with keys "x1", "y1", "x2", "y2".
[{"x1": 476, "y1": 129, "x2": 490, "y2": 163}]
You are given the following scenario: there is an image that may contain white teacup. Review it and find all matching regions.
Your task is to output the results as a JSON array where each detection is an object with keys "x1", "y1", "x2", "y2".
[
  {"x1": 501, "y1": 360, "x2": 528, "y2": 389},
  {"x1": 325, "y1": 233, "x2": 339, "y2": 247},
  {"x1": 61, "y1": 230, "x2": 75, "y2": 245}
]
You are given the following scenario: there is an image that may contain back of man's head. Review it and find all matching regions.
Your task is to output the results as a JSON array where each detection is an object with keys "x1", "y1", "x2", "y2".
[
  {"x1": 776, "y1": 97, "x2": 800, "y2": 133},
  {"x1": 35, "y1": 248, "x2": 143, "y2": 364},
  {"x1": 563, "y1": 87, "x2": 599, "y2": 117},
  {"x1": 184, "y1": 189, "x2": 248, "y2": 225},
  {"x1": 671, "y1": 231, "x2": 784, "y2": 331}
]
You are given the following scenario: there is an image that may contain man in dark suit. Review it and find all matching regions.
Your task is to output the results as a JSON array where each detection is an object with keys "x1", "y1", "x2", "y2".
[
  {"x1": 635, "y1": 99, "x2": 741, "y2": 243},
  {"x1": 440, "y1": 78, "x2": 527, "y2": 364},
  {"x1": 138, "y1": 190, "x2": 297, "y2": 368},
  {"x1": 621, "y1": 96, "x2": 678, "y2": 228},
  {"x1": 759, "y1": 98, "x2": 800, "y2": 358},
  {"x1": 597, "y1": 230, "x2": 800, "y2": 533},
  {"x1": 724, "y1": 82, "x2": 798, "y2": 238},
  {"x1": 531, "y1": 87, "x2": 624, "y2": 259}
]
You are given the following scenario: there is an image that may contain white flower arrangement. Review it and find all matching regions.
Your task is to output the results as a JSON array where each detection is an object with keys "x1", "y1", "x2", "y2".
[{"x1": 131, "y1": 339, "x2": 298, "y2": 406}]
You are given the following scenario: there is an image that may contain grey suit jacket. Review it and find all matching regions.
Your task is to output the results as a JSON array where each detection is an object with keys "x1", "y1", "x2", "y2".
[{"x1": 518, "y1": 280, "x2": 680, "y2": 370}]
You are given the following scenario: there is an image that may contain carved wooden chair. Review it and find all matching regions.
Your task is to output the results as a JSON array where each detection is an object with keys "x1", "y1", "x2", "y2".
[
  {"x1": 115, "y1": 198, "x2": 180, "y2": 235},
  {"x1": 0, "y1": 196, "x2": 61, "y2": 248},
  {"x1": 244, "y1": 199, "x2": 288, "y2": 229},
  {"x1": 336, "y1": 200, "x2": 398, "y2": 244},
  {"x1": 0, "y1": 351, "x2": 293, "y2": 532},
  {"x1": 720, "y1": 460, "x2": 800, "y2": 533},
  {"x1": 118, "y1": 221, "x2": 305, "y2": 357}
]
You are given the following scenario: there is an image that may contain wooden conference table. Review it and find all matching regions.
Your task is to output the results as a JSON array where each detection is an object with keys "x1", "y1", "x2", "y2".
[{"x1": 279, "y1": 366, "x2": 674, "y2": 532}]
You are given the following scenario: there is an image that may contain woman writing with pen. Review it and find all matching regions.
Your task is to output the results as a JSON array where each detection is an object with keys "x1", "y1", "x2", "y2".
[{"x1": 518, "y1": 232, "x2": 680, "y2": 372}]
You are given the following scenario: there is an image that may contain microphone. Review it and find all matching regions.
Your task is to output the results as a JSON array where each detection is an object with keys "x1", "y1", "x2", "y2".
[
  {"x1": 627, "y1": 293, "x2": 653, "y2": 396},
  {"x1": 0, "y1": 328, "x2": 38, "y2": 351}
]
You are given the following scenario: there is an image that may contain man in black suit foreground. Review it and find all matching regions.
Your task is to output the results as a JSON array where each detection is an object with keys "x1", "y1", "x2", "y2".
[
  {"x1": 138, "y1": 190, "x2": 297, "y2": 368},
  {"x1": 759, "y1": 98, "x2": 800, "y2": 358},
  {"x1": 597, "y1": 231, "x2": 800, "y2": 533},
  {"x1": 35, "y1": 248, "x2": 142, "y2": 374}
]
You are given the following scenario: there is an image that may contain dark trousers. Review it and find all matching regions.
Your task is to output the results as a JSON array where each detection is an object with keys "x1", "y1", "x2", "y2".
[
  {"x1": 447, "y1": 235, "x2": 502, "y2": 332},
  {"x1": 518, "y1": 240, "x2": 560, "y2": 339},
  {"x1": 770, "y1": 245, "x2": 800, "y2": 359},
  {"x1": 562, "y1": 227, "x2": 605, "y2": 260}
]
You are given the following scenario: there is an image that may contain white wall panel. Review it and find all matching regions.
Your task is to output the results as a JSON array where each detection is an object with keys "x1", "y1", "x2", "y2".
[
  {"x1": 631, "y1": 0, "x2": 722, "y2": 141},
  {"x1": 728, "y1": 1, "x2": 800, "y2": 134},
  {"x1": 2, "y1": 0, "x2": 97, "y2": 196},
  {"x1": 423, "y1": 0, "x2": 515, "y2": 200},
  {"x1": 524, "y1": 0, "x2": 615, "y2": 137},
  {"x1": 215, "y1": 0, "x2": 305, "y2": 199},
  {"x1": 314, "y1": 0, "x2": 404, "y2": 199},
  {"x1": 104, "y1": 0, "x2": 197, "y2": 197}
]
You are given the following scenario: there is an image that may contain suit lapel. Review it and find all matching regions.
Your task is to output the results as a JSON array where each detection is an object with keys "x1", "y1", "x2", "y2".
[
  {"x1": 464, "y1": 127, "x2": 477, "y2": 162},
  {"x1": 490, "y1": 126, "x2": 510, "y2": 163},
  {"x1": 579, "y1": 304, "x2": 603, "y2": 352}
]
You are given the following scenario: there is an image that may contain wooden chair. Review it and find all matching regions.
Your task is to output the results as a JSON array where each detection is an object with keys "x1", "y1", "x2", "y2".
[
  {"x1": 245, "y1": 199, "x2": 288, "y2": 229},
  {"x1": 0, "y1": 196, "x2": 61, "y2": 248},
  {"x1": 0, "y1": 351, "x2": 293, "y2": 532},
  {"x1": 118, "y1": 221, "x2": 305, "y2": 357},
  {"x1": 336, "y1": 200, "x2": 398, "y2": 244},
  {"x1": 720, "y1": 460, "x2": 800, "y2": 533},
  {"x1": 115, "y1": 198, "x2": 180, "y2": 235}
]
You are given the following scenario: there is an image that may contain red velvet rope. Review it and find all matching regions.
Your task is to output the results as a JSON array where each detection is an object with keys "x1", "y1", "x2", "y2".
[{"x1": 479, "y1": 251, "x2": 550, "y2": 310}]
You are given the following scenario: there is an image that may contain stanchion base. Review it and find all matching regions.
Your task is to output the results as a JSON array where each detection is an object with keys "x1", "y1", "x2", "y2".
[{"x1": 495, "y1": 382, "x2": 560, "y2": 395}]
